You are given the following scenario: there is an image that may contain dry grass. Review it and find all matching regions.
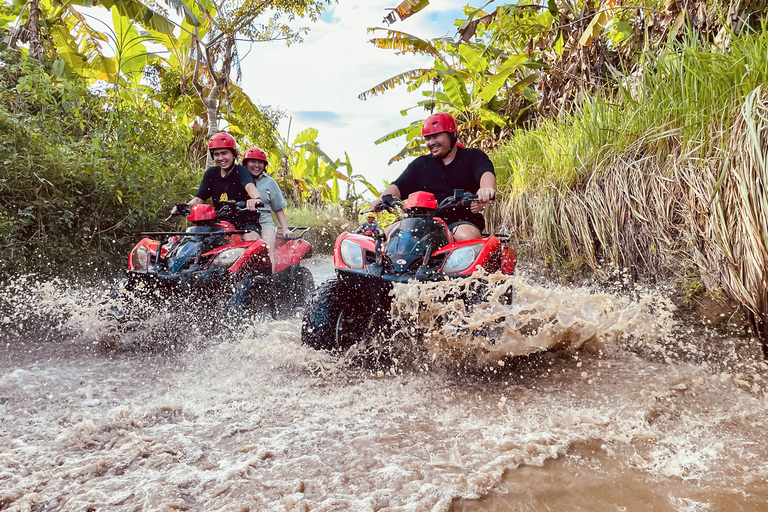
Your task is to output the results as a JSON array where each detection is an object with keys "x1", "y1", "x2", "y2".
[{"x1": 498, "y1": 88, "x2": 768, "y2": 338}]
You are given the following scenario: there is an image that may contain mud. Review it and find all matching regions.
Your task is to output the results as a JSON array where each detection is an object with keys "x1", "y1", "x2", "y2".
[{"x1": 1, "y1": 259, "x2": 767, "y2": 511}]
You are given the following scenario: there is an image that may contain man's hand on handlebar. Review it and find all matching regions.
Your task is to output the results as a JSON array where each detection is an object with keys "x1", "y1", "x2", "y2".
[
  {"x1": 246, "y1": 198, "x2": 265, "y2": 210},
  {"x1": 370, "y1": 194, "x2": 401, "y2": 212},
  {"x1": 476, "y1": 187, "x2": 496, "y2": 203}
]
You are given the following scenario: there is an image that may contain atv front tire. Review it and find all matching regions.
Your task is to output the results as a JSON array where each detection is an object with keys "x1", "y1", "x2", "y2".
[
  {"x1": 229, "y1": 275, "x2": 273, "y2": 319},
  {"x1": 301, "y1": 278, "x2": 372, "y2": 352}
]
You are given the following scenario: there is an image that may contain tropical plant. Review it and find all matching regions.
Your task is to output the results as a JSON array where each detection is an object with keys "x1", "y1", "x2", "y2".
[
  {"x1": 269, "y1": 121, "x2": 378, "y2": 209},
  {"x1": 361, "y1": 0, "x2": 765, "y2": 161}
]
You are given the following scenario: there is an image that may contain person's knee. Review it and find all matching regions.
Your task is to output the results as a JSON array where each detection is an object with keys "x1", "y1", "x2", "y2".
[
  {"x1": 243, "y1": 231, "x2": 260, "y2": 241},
  {"x1": 452, "y1": 224, "x2": 481, "y2": 242}
]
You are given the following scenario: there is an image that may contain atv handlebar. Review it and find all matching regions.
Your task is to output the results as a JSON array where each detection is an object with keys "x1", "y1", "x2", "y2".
[
  {"x1": 277, "y1": 226, "x2": 311, "y2": 240},
  {"x1": 438, "y1": 189, "x2": 480, "y2": 209},
  {"x1": 372, "y1": 194, "x2": 403, "y2": 213},
  {"x1": 165, "y1": 203, "x2": 192, "y2": 222},
  {"x1": 166, "y1": 199, "x2": 266, "y2": 222}
]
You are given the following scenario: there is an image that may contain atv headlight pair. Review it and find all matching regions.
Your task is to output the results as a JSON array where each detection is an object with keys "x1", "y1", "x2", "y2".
[
  {"x1": 340, "y1": 239, "x2": 365, "y2": 269},
  {"x1": 442, "y1": 243, "x2": 484, "y2": 274},
  {"x1": 210, "y1": 247, "x2": 246, "y2": 269}
]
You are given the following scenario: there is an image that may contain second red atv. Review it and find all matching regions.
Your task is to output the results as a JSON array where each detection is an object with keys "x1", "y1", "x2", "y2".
[
  {"x1": 109, "y1": 201, "x2": 314, "y2": 323},
  {"x1": 301, "y1": 190, "x2": 516, "y2": 352}
]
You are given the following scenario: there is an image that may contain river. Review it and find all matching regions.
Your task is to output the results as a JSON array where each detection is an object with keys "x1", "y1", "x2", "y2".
[{"x1": 1, "y1": 257, "x2": 767, "y2": 511}]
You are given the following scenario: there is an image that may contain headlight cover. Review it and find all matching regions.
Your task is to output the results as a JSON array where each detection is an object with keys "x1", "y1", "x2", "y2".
[
  {"x1": 340, "y1": 239, "x2": 365, "y2": 269},
  {"x1": 210, "y1": 247, "x2": 246, "y2": 269},
  {"x1": 131, "y1": 246, "x2": 150, "y2": 271},
  {"x1": 442, "y1": 243, "x2": 484, "y2": 274}
]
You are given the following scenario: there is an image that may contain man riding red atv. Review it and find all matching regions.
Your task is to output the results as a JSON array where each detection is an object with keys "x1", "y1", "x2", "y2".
[
  {"x1": 302, "y1": 112, "x2": 513, "y2": 352},
  {"x1": 301, "y1": 190, "x2": 516, "y2": 352}
]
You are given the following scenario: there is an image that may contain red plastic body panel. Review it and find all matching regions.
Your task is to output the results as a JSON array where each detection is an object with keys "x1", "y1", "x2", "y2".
[
  {"x1": 501, "y1": 247, "x2": 516, "y2": 274},
  {"x1": 430, "y1": 236, "x2": 501, "y2": 276},
  {"x1": 128, "y1": 237, "x2": 172, "y2": 270},
  {"x1": 403, "y1": 191, "x2": 438, "y2": 210},
  {"x1": 273, "y1": 238, "x2": 313, "y2": 273},
  {"x1": 188, "y1": 204, "x2": 216, "y2": 222}
]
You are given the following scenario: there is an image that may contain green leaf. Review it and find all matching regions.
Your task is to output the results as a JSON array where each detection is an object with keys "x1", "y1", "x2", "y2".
[
  {"x1": 510, "y1": 72, "x2": 540, "y2": 94},
  {"x1": 52, "y1": 57, "x2": 66, "y2": 77},
  {"x1": 367, "y1": 28, "x2": 443, "y2": 60},
  {"x1": 358, "y1": 68, "x2": 434, "y2": 100},
  {"x1": 373, "y1": 120, "x2": 421, "y2": 144},
  {"x1": 441, "y1": 74, "x2": 469, "y2": 109},
  {"x1": 457, "y1": 43, "x2": 487, "y2": 74},
  {"x1": 547, "y1": 0, "x2": 558, "y2": 17},
  {"x1": 293, "y1": 128, "x2": 318, "y2": 145},
  {"x1": 478, "y1": 107, "x2": 507, "y2": 127},
  {"x1": 478, "y1": 65, "x2": 519, "y2": 102}
]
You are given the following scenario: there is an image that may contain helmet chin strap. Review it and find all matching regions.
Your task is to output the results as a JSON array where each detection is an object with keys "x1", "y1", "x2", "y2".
[{"x1": 448, "y1": 131, "x2": 458, "y2": 150}]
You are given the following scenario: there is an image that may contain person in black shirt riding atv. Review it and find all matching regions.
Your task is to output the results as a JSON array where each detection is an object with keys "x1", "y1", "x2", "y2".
[
  {"x1": 170, "y1": 132, "x2": 263, "y2": 241},
  {"x1": 356, "y1": 213, "x2": 380, "y2": 236},
  {"x1": 369, "y1": 112, "x2": 496, "y2": 242}
]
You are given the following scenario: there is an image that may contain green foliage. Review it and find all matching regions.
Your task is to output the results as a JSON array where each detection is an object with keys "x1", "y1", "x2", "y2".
[
  {"x1": 269, "y1": 120, "x2": 379, "y2": 210},
  {"x1": 0, "y1": 48, "x2": 198, "y2": 272},
  {"x1": 494, "y1": 28, "x2": 768, "y2": 194}
]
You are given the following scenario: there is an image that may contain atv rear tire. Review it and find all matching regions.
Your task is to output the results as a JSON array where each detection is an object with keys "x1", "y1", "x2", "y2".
[{"x1": 301, "y1": 278, "x2": 372, "y2": 352}]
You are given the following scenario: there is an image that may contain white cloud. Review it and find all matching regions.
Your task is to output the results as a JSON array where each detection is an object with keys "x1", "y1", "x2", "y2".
[{"x1": 239, "y1": 0, "x2": 467, "y2": 193}]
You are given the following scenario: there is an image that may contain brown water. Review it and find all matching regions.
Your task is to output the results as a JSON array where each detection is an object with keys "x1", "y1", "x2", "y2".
[{"x1": 1, "y1": 258, "x2": 767, "y2": 512}]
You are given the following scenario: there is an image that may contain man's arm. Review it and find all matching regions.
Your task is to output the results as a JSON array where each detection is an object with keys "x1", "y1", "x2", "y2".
[{"x1": 477, "y1": 172, "x2": 496, "y2": 203}]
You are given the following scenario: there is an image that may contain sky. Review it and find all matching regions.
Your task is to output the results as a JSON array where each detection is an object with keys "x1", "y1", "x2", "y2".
[{"x1": 237, "y1": 1, "x2": 467, "y2": 193}]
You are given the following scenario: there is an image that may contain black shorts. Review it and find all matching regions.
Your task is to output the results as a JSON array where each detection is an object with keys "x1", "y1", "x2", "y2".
[{"x1": 448, "y1": 220, "x2": 480, "y2": 233}]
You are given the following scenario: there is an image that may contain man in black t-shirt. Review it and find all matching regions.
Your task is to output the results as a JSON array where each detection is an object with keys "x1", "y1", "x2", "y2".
[
  {"x1": 370, "y1": 112, "x2": 496, "y2": 242},
  {"x1": 171, "y1": 132, "x2": 263, "y2": 240}
]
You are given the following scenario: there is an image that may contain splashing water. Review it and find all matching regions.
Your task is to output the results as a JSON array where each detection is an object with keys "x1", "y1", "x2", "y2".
[
  {"x1": 387, "y1": 270, "x2": 678, "y2": 371},
  {"x1": 1, "y1": 263, "x2": 768, "y2": 511}
]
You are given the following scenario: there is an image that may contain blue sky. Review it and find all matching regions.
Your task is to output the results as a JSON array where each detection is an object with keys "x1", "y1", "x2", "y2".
[{"x1": 238, "y1": 1, "x2": 468, "y2": 193}]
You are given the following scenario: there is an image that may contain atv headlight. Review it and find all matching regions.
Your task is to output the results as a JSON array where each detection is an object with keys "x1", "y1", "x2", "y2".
[
  {"x1": 340, "y1": 239, "x2": 365, "y2": 269},
  {"x1": 442, "y1": 244, "x2": 484, "y2": 274},
  {"x1": 210, "y1": 247, "x2": 246, "y2": 269},
  {"x1": 131, "y1": 245, "x2": 149, "y2": 271}
]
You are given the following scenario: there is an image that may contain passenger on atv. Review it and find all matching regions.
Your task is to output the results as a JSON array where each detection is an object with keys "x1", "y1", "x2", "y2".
[
  {"x1": 369, "y1": 112, "x2": 496, "y2": 242},
  {"x1": 356, "y1": 213, "x2": 380, "y2": 237},
  {"x1": 170, "y1": 132, "x2": 263, "y2": 240},
  {"x1": 242, "y1": 147, "x2": 293, "y2": 273}
]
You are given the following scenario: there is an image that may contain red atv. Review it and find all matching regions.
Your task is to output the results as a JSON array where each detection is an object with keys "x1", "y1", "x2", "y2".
[
  {"x1": 301, "y1": 190, "x2": 516, "y2": 352},
  {"x1": 109, "y1": 201, "x2": 314, "y2": 322}
]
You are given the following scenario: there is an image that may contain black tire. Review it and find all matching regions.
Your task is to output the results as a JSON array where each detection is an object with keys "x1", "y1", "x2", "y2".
[
  {"x1": 301, "y1": 278, "x2": 372, "y2": 352},
  {"x1": 290, "y1": 266, "x2": 315, "y2": 309},
  {"x1": 229, "y1": 275, "x2": 273, "y2": 318}
]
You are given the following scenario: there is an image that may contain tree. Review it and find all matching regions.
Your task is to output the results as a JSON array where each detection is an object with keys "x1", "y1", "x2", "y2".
[{"x1": 178, "y1": 0, "x2": 334, "y2": 139}]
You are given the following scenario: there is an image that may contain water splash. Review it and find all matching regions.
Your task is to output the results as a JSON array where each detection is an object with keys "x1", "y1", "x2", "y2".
[{"x1": 388, "y1": 269, "x2": 678, "y2": 370}]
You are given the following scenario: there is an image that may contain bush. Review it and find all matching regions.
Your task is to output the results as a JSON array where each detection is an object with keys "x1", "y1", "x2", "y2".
[{"x1": 0, "y1": 49, "x2": 199, "y2": 274}]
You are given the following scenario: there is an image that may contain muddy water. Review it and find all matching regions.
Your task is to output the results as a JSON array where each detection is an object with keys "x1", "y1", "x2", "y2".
[{"x1": 1, "y1": 258, "x2": 768, "y2": 512}]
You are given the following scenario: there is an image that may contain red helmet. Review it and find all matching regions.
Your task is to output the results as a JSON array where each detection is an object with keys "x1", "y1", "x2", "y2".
[
  {"x1": 242, "y1": 147, "x2": 268, "y2": 165},
  {"x1": 208, "y1": 132, "x2": 237, "y2": 155},
  {"x1": 421, "y1": 112, "x2": 457, "y2": 137},
  {"x1": 188, "y1": 204, "x2": 216, "y2": 222}
]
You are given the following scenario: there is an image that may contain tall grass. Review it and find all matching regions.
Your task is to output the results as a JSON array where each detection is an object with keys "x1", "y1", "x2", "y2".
[
  {"x1": 495, "y1": 28, "x2": 768, "y2": 193},
  {"x1": 492, "y1": 28, "x2": 768, "y2": 339}
]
